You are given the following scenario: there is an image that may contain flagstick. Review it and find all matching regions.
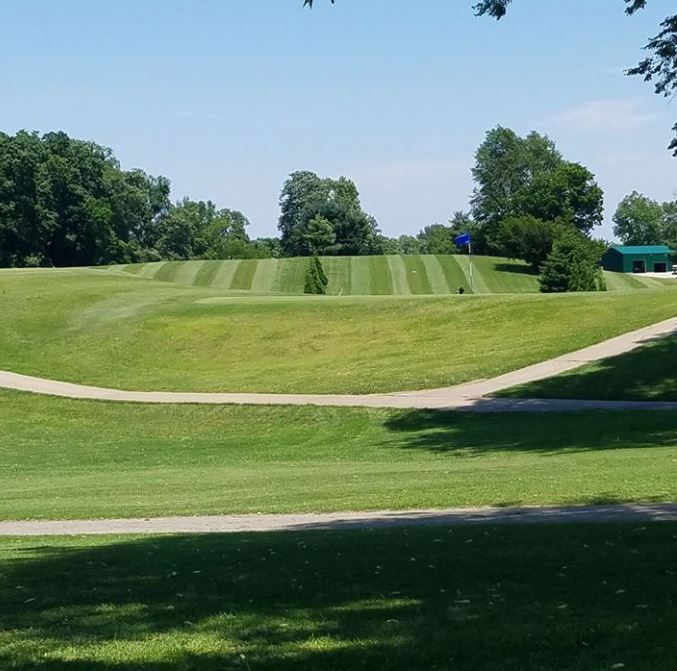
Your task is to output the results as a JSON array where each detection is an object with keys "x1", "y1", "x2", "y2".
[{"x1": 468, "y1": 241, "x2": 473, "y2": 293}]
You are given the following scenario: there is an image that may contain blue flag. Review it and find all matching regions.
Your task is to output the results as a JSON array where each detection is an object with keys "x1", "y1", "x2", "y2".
[{"x1": 454, "y1": 232, "x2": 472, "y2": 246}]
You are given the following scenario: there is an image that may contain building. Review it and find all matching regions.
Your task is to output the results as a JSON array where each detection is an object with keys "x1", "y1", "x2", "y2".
[{"x1": 601, "y1": 245, "x2": 674, "y2": 274}]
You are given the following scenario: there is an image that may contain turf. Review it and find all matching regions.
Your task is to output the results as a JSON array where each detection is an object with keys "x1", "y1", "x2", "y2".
[
  {"x1": 3, "y1": 390, "x2": 677, "y2": 520},
  {"x1": 2, "y1": 524, "x2": 677, "y2": 670},
  {"x1": 2, "y1": 268, "x2": 677, "y2": 393},
  {"x1": 500, "y1": 334, "x2": 677, "y2": 402},
  {"x1": 120, "y1": 256, "x2": 676, "y2": 295}
]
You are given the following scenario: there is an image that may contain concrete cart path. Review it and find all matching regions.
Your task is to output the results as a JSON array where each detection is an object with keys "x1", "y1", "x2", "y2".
[
  {"x1": 2, "y1": 504, "x2": 677, "y2": 536},
  {"x1": 1, "y1": 316, "x2": 677, "y2": 410}
]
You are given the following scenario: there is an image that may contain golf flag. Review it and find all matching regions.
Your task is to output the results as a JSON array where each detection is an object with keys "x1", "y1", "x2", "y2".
[{"x1": 455, "y1": 232, "x2": 472, "y2": 246}]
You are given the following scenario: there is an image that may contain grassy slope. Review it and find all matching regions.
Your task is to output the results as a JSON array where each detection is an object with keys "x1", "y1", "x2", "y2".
[
  {"x1": 1, "y1": 268, "x2": 677, "y2": 393},
  {"x1": 120, "y1": 255, "x2": 675, "y2": 295},
  {"x1": 2, "y1": 525, "x2": 677, "y2": 670},
  {"x1": 3, "y1": 390, "x2": 677, "y2": 520},
  {"x1": 501, "y1": 334, "x2": 677, "y2": 402}
]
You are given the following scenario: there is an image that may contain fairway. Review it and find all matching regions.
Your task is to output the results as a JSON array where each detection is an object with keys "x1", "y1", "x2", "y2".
[
  {"x1": 2, "y1": 267, "x2": 677, "y2": 394},
  {"x1": 120, "y1": 255, "x2": 674, "y2": 295},
  {"x1": 2, "y1": 524, "x2": 677, "y2": 670},
  {"x1": 4, "y1": 390, "x2": 677, "y2": 520}
]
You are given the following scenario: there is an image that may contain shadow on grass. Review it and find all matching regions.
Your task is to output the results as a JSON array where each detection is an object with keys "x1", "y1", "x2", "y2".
[
  {"x1": 501, "y1": 335, "x2": 677, "y2": 402},
  {"x1": 2, "y1": 525, "x2": 677, "y2": 670},
  {"x1": 493, "y1": 262, "x2": 538, "y2": 276},
  {"x1": 382, "y1": 408, "x2": 677, "y2": 455}
]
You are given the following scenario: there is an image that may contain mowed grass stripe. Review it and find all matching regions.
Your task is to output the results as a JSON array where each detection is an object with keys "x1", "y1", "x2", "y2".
[
  {"x1": 436, "y1": 255, "x2": 468, "y2": 293},
  {"x1": 250, "y1": 258, "x2": 276, "y2": 293},
  {"x1": 323, "y1": 257, "x2": 352, "y2": 295},
  {"x1": 208, "y1": 260, "x2": 241, "y2": 290},
  {"x1": 402, "y1": 255, "x2": 433, "y2": 294},
  {"x1": 271, "y1": 257, "x2": 306, "y2": 293},
  {"x1": 386, "y1": 255, "x2": 410, "y2": 295},
  {"x1": 350, "y1": 256, "x2": 372, "y2": 294},
  {"x1": 193, "y1": 260, "x2": 223, "y2": 288},
  {"x1": 171, "y1": 260, "x2": 208, "y2": 286},
  {"x1": 229, "y1": 259, "x2": 259, "y2": 290},
  {"x1": 420, "y1": 255, "x2": 449, "y2": 294},
  {"x1": 368, "y1": 256, "x2": 394, "y2": 295}
]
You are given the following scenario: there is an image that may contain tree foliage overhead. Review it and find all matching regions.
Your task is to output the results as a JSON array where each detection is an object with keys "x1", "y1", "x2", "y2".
[
  {"x1": 306, "y1": 0, "x2": 677, "y2": 155},
  {"x1": 278, "y1": 170, "x2": 380, "y2": 257}
]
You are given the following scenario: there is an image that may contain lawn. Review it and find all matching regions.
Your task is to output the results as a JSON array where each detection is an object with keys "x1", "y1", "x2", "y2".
[
  {"x1": 3, "y1": 390, "x2": 677, "y2": 520},
  {"x1": 500, "y1": 334, "x2": 677, "y2": 402},
  {"x1": 120, "y1": 255, "x2": 674, "y2": 295},
  {"x1": 2, "y1": 268, "x2": 677, "y2": 393},
  {"x1": 2, "y1": 524, "x2": 677, "y2": 670}
]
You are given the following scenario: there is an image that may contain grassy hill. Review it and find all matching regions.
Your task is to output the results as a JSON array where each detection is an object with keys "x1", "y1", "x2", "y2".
[
  {"x1": 118, "y1": 255, "x2": 675, "y2": 295},
  {"x1": 1, "y1": 266, "x2": 677, "y2": 393}
]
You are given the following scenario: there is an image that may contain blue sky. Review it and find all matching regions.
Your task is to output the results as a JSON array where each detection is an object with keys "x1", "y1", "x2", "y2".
[{"x1": 1, "y1": 0, "x2": 675, "y2": 240}]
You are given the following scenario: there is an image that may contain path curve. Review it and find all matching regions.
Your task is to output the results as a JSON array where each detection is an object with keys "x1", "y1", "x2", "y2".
[
  {"x1": 1, "y1": 316, "x2": 677, "y2": 410},
  {"x1": 2, "y1": 503, "x2": 677, "y2": 536}
]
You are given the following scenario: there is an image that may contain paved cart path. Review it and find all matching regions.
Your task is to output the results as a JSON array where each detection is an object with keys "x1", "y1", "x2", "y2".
[
  {"x1": 1, "y1": 316, "x2": 677, "y2": 410},
  {"x1": 2, "y1": 316, "x2": 677, "y2": 410},
  {"x1": 2, "y1": 504, "x2": 677, "y2": 536}
]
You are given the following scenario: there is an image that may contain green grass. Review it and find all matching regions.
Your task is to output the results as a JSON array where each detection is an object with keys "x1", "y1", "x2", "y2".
[
  {"x1": 120, "y1": 255, "x2": 676, "y2": 295},
  {"x1": 2, "y1": 524, "x2": 677, "y2": 670},
  {"x1": 2, "y1": 267, "x2": 677, "y2": 393},
  {"x1": 501, "y1": 334, "x2": 677, "y2": 402},
  {"x1": 4, "y1": 390, "x2": 677, "y2": 520}
]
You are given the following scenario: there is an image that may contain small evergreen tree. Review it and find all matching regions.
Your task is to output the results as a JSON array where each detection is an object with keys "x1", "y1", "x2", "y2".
[
  {"x1": 304, "y1": 256, "x2": 328, "y2": 294},
  {"x1": 539, "y1": 230, "x2": 606, "y2": 293}
]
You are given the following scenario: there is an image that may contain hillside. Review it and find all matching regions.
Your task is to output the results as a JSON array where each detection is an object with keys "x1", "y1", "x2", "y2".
[
  {"x1": 2, "y1": 267, "x2": 677, "y2": 394},
  {"x1": 119, "y1": 255, "x2": 674, "y2": 295}
]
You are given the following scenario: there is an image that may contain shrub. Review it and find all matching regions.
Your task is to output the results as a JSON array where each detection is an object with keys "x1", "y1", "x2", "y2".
[
  {"x1": 304, "y1": 256, "x2": 328, "y2": 294},
  {"x1": 540, "y1": 230, "x2": 606, "y2": 293}
]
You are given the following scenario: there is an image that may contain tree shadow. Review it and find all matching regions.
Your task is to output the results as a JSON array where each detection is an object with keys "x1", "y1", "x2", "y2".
[
  {"x1": 493, "y1": 262, "x2": 538, "y2": 276},
  {"x1": 2, "y1": 525, "x2": 677, "y2": 670},
  {"x1": 382, "y1": 408, "x2": 677, "y2": 455},
  {"x1": 502, "y1": 335, "x2": 677, "y2": 402}
]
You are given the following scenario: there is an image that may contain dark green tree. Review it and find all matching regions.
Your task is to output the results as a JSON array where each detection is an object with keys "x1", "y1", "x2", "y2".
[
  {"x1": 278, "y1": 171, "x2": 379, "y2": 256},
  {"x1": 539, "y1": 231, "x2": 606, "y2": 293},
  {"x1": 497, "y1": 215, "x2": 565, "y2": 271},
  {"x1": 304, "y1": 255, "x2": 329, "y2": 294}
]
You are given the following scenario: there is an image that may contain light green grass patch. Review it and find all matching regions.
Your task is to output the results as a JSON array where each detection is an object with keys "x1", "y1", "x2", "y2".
[{"x1": 3, "y1": 390, "x2": 677, "y2": 520}]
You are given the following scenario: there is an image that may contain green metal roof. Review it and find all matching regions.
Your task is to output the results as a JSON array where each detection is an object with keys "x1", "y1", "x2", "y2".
[{"x1": 610, "y1": 245, "x2": 673, "y2": 255}]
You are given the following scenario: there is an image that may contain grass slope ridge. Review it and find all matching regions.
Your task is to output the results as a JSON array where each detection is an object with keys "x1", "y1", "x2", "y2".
[
  {"x1": 2, "y1": 269, "x2": 677, "y2": 393},
  {"x1": 119, "y1": 255, "x2": 674, "y2": 295}
]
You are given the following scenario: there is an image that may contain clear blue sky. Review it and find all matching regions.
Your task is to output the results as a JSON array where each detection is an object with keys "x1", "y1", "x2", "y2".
[{"x1": 1, "y1": 0, "x2": 675, "y2": 240}]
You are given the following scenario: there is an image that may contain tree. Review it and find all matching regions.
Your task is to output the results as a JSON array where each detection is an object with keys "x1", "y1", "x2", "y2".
[
  {"x1": 417, "y1": 224, "x2": 456, "y2": 254},
  {"x1": 497, "y1": 215, "x2": 565, "y2": 271},
  {"x1": 471, "y1": 127, "x2": 603, "y2": 252},
  {"x1": 613, "y1": 191, "x2": 666, "y2": 245},
  {"x1": 539, "y1": 230, "x2": 606, "y2": 293},
  {"x1": 299, "y1": 214, "x2": 336, "y2": 255},
  {"x1": 305, "y1": 1, "x2": 677, "y2": 155},
  {"x1": 0, "y1": 130, "x2": 170, "y2": 267},
  {"x1": 278, "y1": 171, "x2": 379, "y2": 256},
  {"x1": 304, "y1": 255, "x2": 329, "y2": 294}
]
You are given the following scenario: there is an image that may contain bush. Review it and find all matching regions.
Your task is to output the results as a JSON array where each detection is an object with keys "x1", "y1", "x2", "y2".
[
  {"x1": 304, "y1": 256, "x2": 328, "y2": 294},
  {"x1": 540, "y1": 230, "x2": 606, "y2": 293}
]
